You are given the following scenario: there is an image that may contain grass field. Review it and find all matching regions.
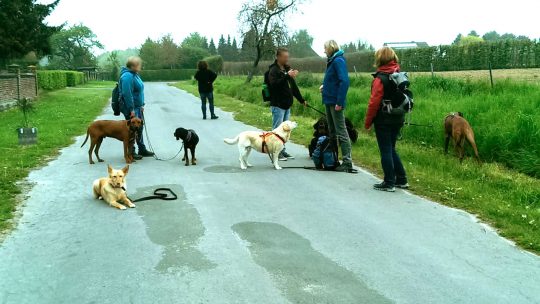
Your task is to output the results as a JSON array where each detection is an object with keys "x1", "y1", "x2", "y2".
[
  {"x1": 0, "y1": 81, "x2": 113, "y2": 233},
  {"x1": 173, "y1": 77, "x2": 540, "y2": 254}
]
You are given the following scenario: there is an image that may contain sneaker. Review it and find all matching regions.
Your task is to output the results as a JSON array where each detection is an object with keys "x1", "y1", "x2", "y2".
[
  {"x1": 278, "y1": 153, "x2": 288, "y2": 161},
  {"x1": 396, "y1": 183, "x2": 410, "y2": 189},
  {"x1": 132, "y1": 154, "x2": 143, "y2": 160},
  {"x1": 373, "y1": 182, "x2": 396, "y2": 192},
  {"x1": 335, "y1": 162, "x2": 353, "y2": 172},
  {"x1": 211, "y1": 115, "x2": 219, "y2": 120},
  {"x1": 281, "y1": 151, "x2": 295, "y2": 159},
  {"x1": 139, "y1": 150, "x2": 155, "y2": 157}
]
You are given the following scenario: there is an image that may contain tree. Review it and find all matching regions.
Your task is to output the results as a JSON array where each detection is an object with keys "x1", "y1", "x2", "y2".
[
  {"x1": 179, "y1": 47, "x2": 210, "y2": 69},
  {"x1": 452, "y1": 34, "x2": 463, "y2": 45},
  {"x1": 459, "y1": 35, "x2": 484, "y2": 46},
  {"x1": 106, "y1": 51, "x2": 121, "y2": 80},
  {"x1": 48, "y1": 24, "x2": 104, "y2": 69},
  {"x1": 482, "y1": 31, "x2": 501, "y2": 42},
  {"x1": 0, "y1": 0, "x2": 60, "y2": 66},
  {"x1": 208, "y1": 38, "x2": 217, "y2": 55},
  {"x1": 468, "y1": 30, "x2": 479, "y2": 37},
  {"x1": 238, "y1": 0, "x2": 302, "y2": 82},
  {"x1": 160, "y1": 34, "x2": 179, "y2": 69},
  {"x1": 139, "y1": 38, "x2": 161, "y2": 69},
  {"x1": 288, "y1": 29, "x2": 317, "y2": 58},
  {"x1": 181, "y1": 32, "x2": 208, "y2": 49},
  {"x1": 217, "y1": 35, "x2": 227, "y2": 58}
]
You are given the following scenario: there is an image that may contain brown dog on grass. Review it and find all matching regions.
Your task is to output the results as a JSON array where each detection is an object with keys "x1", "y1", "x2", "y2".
[
  {"x1": 444, "y1": 112, "x2": 480, "y2": 163},
  {"x1": 81, "y1": 118, "x2": 142, "y2": 164},
  {"x1": 93, "y1": 165, "x2": 134, "y2": 210}
]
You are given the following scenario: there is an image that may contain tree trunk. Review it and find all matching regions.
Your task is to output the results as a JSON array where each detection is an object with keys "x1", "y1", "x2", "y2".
[{"x1": 246, "y1": 45, "x2": 262, "y2": 83}]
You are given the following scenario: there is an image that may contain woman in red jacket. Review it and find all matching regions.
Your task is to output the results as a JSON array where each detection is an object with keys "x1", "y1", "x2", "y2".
[{"x1": 364, "y1": 47, "x2": 408, "y2": 192}]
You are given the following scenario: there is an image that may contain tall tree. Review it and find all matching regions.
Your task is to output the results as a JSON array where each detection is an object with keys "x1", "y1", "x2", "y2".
[
  {"x1": 0, "y1": 0, "x2": 60, "y2": 66},
  {"x1": 452, "y1": 33, "x2": 463, "y2": 45},
  {"x1": 288, "y1": 29, "x2": 317, "y2": 58},
  {"x1": 106, "y1": 51, "x2": 121, "y2": 80},
  {"x1": 238, "y1": 0, "x2": 302, "y2": 82},
  {"x1": 160, "y1": 34, "x2": 180, "y2": 69},
  {"x1": 48, "y1": 24, "x2": 104, "y2": 69},
  {"x1": 468, "y1": 30, "x2": 480, "y2": 37},
  {"x1": 208, "y1": 38, "x2": 217, "y2": 55},
  {"x1": 139, "y1": 38, "x2": 161, "y2": 69},
  {"x1": 181, "y1": 32, "x2": 209, "y2": 49},
  {"x1": 217, "y1": 35, "x2": 227, "y2": 58},
  {"x1": 482, "y1": 31, "x2": 501, "y2": 42}
]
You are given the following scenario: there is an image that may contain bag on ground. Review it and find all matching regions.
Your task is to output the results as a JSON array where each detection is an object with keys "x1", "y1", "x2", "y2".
[{"x1": 312, "y1": 136, "x2": 339, "y2": 170}]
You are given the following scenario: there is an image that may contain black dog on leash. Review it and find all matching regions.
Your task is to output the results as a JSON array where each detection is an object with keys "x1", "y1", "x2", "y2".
[
  {"x1": 308, "y1": 117, "x2": 358, "y2": 157},
  {"x1": 174, "y1": 128, "x2": 199, "y2": 166}
]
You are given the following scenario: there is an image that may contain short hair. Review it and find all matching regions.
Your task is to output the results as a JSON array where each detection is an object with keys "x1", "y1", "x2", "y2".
[
  {"x1": 197, "y1": 60, "x2": 208, "y2": 70},
  {"x1": 276, "y1": 47, "x2": 289, "y2": 57},
  {"x1": 324, "y1": 40, "x2": 340, "y2": 56},
  {"x1": 374, "y1": 47, "x2": 399, "y2": 68},
  {"x1": 126, "y1": 56, "x2": 142, "y2": 69}
]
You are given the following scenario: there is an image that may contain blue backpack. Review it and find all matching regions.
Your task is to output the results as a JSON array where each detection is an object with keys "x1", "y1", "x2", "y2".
[{"x1": 312, "y1": 136, "x2": 339, "y2": 170}]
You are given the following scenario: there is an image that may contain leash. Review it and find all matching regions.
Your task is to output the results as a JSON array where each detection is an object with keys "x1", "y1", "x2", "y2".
[
  {"x1": 281, "y1": 166, "x2": 359, "y2": 174},
  {"x1": 307, "y1": 104, "x2": 326, "y2": 116},
  {"x1": 125, "y1": 187, "x2": 178, "y2": 203},
  {"x1": 141, "y1": 112, "x2": 184, "y2": 161}
]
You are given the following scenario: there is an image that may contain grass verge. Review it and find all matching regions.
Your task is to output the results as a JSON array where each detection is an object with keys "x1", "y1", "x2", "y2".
[
  {"x1": 0, "y1": 81, "x2": 113, "y2": 232},
  {"x1": 173, "y1": 80, "x2": 540, "y2": 254}
]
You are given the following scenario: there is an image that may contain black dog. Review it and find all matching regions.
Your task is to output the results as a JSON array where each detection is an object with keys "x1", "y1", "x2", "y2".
[
  {"x1": 309, "y1": 117, "x2": 358, "y2": 157},
  {"x1": 174, "y1": 128, "x2": 199, "y2": 166}
]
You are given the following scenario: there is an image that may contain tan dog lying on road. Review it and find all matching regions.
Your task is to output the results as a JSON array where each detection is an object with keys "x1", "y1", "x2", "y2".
[
  {"x1": 93, "y1": 165, "x2": 134, "y2": 210},
  {"x1": 444, "y1": 112, "x2": 480, "y2": 162},
  {"x1": 81, "y1": 118, "x2": 142, "y2": 164},
  {"x1": 224, "y1": 121, "x2": 298, "y2": 170}
]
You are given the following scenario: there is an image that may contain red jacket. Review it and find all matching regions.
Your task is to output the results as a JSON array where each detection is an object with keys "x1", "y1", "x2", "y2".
[{"x1": 364, "y1": 61, "x2": 400, "y2": 129}]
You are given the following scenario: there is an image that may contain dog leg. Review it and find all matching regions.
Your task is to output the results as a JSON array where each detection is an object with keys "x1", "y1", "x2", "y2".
[
  {"x1": 191, "y1": 147, "x2": 197, "y2": 165},
  {"x1": 122, "y1": 194, "x2": 136, "y2": 208},
  {"x1": 444, "y1": 134, "x2": 451, "y2": 155},
  {"x1": 95, "y1": 138, "x2": 105, "y2": 163},
  {"x1": 109, "y1": 200, "x2": 127, "y2": 210},
  {"x1": 238, "y1": 146, "x2": 248, "y2": 170},
  {"x1": 184, "y1": 148, "x2": 190, "y2": 166},
  {"x1": 245, "y1": 147, "x2": 253, "y2": 167},
  {"x1": 272, "y1": 151, "x2": 282, "y2": 170},
  {"x1": 123, "y1": 141, "x2": 132, "y2": 164},
  {"x1": 88, "y1": 140, "x2": 96, "y2": 165}
]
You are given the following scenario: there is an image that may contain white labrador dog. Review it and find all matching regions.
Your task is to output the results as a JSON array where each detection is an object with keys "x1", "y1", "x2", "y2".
[{"x1": 224, "y1": 121, "x2": 298, "y2": 170}]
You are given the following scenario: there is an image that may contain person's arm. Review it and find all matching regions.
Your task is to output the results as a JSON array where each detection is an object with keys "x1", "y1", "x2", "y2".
[
  {"x1": 120, "y1": 73, "x2": 135, "y2": 115},
  {"x1": 364, "y1": 78, "x2": 384, "y2": 129},
  {"x1": 289, "y1": 77, "x2": 305, "y2": 104},
  {"x1": 335, "y1": 58, "x2": 350, "y2": 108},
  {"x1": 194, "y1": 71, "x2": 200, "y2": 81},
  {"x1": 209, "y1": 70, "x2": 217, "y2": 83}
]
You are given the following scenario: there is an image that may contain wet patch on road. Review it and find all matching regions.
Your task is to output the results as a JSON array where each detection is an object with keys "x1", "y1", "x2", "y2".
[
  {"x1": 232, "y1": 222, "x2": 393, "y2": 304},
  {"x1": 134, "y1": 184, "x2": 216, "y2": 274}
]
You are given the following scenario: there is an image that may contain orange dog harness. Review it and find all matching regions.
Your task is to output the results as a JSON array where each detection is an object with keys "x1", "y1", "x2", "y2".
[{"x1": 260, "y1": 132, "x2": 286, "y2": 154}]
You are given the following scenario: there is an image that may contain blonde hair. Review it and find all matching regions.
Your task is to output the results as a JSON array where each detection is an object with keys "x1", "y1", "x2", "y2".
[
  {"x1": 126, "y1": 56, "x2": 142, "y2": 69},
  {"x1": 374, "y1": 47, "x2": 399, "y2": 68},
  {"x1": 324, "y1": 40, "x2": 340, "y2": 56}
]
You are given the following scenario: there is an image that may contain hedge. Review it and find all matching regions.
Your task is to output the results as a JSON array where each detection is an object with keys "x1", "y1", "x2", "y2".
[
  {"x1": 223, "y1": 40, "x2": 540, "y2": 75},
  {"x1": 203, "y1": 55, "x2": 224, "y2": 73},
  {"x1": 37, "y1": 70, "x2": 85, "y2": 90},
  {"x1": 139, "y1": 69, "x2": 197, "y2": 81}
]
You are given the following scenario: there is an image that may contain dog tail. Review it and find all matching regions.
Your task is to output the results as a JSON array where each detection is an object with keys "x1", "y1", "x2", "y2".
[
  {"x1": 80, "y1": 128, "x2": 90, "y2": 148},
  {"x1": 224, "y1": 136, "x2": 239, "y2": 145}
]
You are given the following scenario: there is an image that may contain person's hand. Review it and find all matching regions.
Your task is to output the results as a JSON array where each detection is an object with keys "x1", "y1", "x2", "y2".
[
  {"x1": 335, "y1": 105, "x2": 343, "y2": 112},
  {"x1": 130, "y1": 111, "x2": 135, "y2": 118},
  {"x1": 288, "y1": 70, "x2": 298, "y2": 78},
  {"x1": 319, "y1": 85, "x2": 324, "y2": 93}
]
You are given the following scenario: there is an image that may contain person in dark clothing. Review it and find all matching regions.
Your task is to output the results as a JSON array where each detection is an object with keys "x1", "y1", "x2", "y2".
[
  {"x1": 194, "y1": 61, "x2": 218, "y2": 120},
  {"x1": 120, "y1": 56, "x2": 154, "y2": 159},
  {"x1": 364, "y1": 47, "x2": 408, "y2": 192},
  {"x1": 268, "y1": 47, "x2": 307, "y2": 160}
]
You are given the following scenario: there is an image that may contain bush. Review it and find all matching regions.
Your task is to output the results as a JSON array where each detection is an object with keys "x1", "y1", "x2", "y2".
[
  {"x1": 204, "y1": 55, "x2": 224, "y2": 73},
  {"x1": 139, "y1": 69, "x2": 197, "y2": 81},
  {"x1": 37, "y1": 71, "x2": 68, "y2": 90},
  {"x1": 66, "y1": 71, "x2": 85, "y2": 87}
]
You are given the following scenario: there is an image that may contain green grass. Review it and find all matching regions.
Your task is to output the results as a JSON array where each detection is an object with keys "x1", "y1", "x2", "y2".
[
  {"x1": 173, "y1": 78, "x2": 540, "y2": 254},
  {"x1": 0, "y1": 81, "x2": 113, "y2": 232}
]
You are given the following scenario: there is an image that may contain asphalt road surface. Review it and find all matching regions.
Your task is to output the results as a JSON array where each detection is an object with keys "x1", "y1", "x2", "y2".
[{"x1": 1, "y1": 83, "x2": 539, "y2": 304}]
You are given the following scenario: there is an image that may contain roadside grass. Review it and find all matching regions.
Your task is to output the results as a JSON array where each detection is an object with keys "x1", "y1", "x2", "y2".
[
  {"x1": 0, "y1": 81, "x2": 113, "y2": 232},
  {"x1": 173, "y1": 79, "x2": 540, "y2": 254}
]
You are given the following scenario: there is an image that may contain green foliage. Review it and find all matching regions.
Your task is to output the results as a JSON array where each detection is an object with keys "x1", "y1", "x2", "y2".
[
  {"x1": 0, "y1": 0, "x2": 60, "y2": 65},
  {"x1": 288, "y1": 30, "x2": 318, "y2": 58},
  {"x1": 15, "y1": 98, "x2": 34, "y2": 128},
  {"x1": 204, "y1": 55, "x2": 224, "y2": 73},
  {"x1": 180, "y1": 47, "x2": 210, "y2": 69},
  {"x1": 139, "y1": 69, "x2": 196, "y2": 81},
  {"x1": 47, "y1": 24, "x2": 103, "y2": 69},
  {"x1": 37, "y1": 70, "x2": 84, "y2": 90},
  {"x1": 97, "y1": 48, "x2": 139, "y2": 70},
  {"x1": 181, "y1": 32, "x2": 209, "y2": 49}
]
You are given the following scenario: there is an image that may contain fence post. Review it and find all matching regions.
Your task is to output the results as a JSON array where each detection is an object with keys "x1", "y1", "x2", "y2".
[
  {"x1": 16, "y1": 68, "x2": 21, "y2": 101},
  {"x1": 430, "y1": 62, "x2": 435, "y2": 79},
  {"x1": 353, "y1": 65, "x2": 358, "y2": 77},
  {"x1": 488, "y1": 62, "x2": 494, "y2": 88}
]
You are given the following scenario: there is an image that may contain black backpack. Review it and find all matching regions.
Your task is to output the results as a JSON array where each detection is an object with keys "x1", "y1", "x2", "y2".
[
  {"x1": 261, "y1": 70, "x2": 271, "y2": 102},
  {"x1": 377, "y1": 72, "x2": 414, "y2": 116},
  {"x1": 111, "y1": 82, "x2": 122, "y2": 116}
]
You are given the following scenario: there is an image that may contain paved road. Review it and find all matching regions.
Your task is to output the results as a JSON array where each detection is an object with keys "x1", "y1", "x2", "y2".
[{"x1": 1, "y1": 83, "x2": 539, "y2": 304}]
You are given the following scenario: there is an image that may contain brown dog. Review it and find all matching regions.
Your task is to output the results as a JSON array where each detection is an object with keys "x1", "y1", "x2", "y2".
[
  {"x1": 444, "y1": 112, "x2": 480, "y2": 162},
  {"x1": 81, "y1": 118, "x2": 142, "y2": 164}
]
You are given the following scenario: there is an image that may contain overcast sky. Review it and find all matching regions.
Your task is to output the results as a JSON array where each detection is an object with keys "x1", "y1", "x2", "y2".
[{"x1": 42, "y1": 0, "x2": 540, "y2": 56}]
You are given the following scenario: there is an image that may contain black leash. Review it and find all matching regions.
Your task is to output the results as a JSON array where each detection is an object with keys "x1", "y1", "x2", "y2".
[
  {"x1": 141, "y1": 112, "x2": 184, "y2": 161},
  {"x1": 282, "y1": 166, "x2": 359, "y2": 174},
  {"x1": 126, "y1": 187, "x2": 178, "y2": 203},
  {"x1": 307, "y1": 104, "x2": 326, "y2": 116}
]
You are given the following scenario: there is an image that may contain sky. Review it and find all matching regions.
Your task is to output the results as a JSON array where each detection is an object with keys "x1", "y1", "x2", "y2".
[{"x1": 41, "y1": 0, "x2": 540, "y2": 56}]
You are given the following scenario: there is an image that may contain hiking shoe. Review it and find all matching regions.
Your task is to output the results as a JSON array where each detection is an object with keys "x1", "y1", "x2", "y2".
[
  {"x1": 211, "y1": 115, "x2": 219, "y2": 120},
  {"x1": 335, "y1": 162, "x2": 353, "y2": 172},
  {"x1": 132, "y1": 154, "x2": 143, "y2": 160},
  {"x1": 281, "y1": 151, "x2": 295, "y2": 159},
  {"x1": 373, "y1": 182, "x2": 396, "y2": 192},
  {"x1": 396, "y1": 183, "x2": 410, "y2": 189},
  {"x1": 278, "y1": 153, "x2": 288, "y2": 161},
  {"x1": 139, "y1": 150, "x2": 155, "y2": 157}
]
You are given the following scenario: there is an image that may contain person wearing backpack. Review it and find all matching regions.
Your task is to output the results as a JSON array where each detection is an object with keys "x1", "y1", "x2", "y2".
[
  {"x1": 194, "y1": 60, "x2": 218, "y2": 120},
  {"x1": 364, "y1": 47, "x2": 409, "y2": 192},
  {"x1": 267, "y1": 47, "x2": 307, "y2": 161},
  {"x1": 120, "y1": 56, "x2": 154, "y2": 159},
  {"x1": 320, "y1": 40, "x2": 352, "y2": 172}
]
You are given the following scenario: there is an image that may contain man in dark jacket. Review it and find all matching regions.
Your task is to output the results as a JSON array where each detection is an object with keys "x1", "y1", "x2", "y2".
[
  {"x1": 194, "y1": 61, "x2": 218, "y2": 120},
  {"x1": 268, "y1": 47, "x2": 307, "y2": 160}
]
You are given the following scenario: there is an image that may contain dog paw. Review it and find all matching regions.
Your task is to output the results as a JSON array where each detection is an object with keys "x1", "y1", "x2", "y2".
[
  {"x1": 118, "y1": 205, "x2": 127, "y2": 210},
  {"x1": 192, "y1": 162, "x2": 197, "y2": 166},
  {"x1": 128, "y1": 204, "x2": 136, "y2": 208},
  {"x1": 247, "y1": 163, "x2": 253, "y2": 167},
  {"x1": 275, "y1": 166, "x2": 283, "y2": 170},
  {"x1": 241, "y1": 166, "x2": 248, "y2": 170},
  {"x1": 89, "y1": 161, "x2": 95, "y2": 165}
]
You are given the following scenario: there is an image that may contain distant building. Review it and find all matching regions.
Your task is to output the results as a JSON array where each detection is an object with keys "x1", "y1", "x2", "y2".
[{"x1": 383, "y1": 41, "x2": 430, "y2": 50}]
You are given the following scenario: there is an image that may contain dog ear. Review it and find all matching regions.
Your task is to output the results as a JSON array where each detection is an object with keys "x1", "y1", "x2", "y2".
[
  {"x1": 458, "y1": 112, "x2": 464, "y2": 117},
  {"x1": 107, "y1": 165, "x2": 113, "y2": 175},
  {"x1": 122, "y1": 165, "x2": 129, "y2": 175}
]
